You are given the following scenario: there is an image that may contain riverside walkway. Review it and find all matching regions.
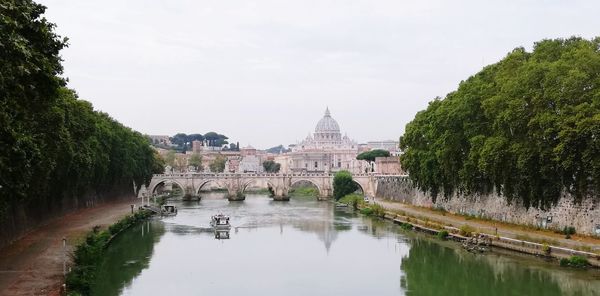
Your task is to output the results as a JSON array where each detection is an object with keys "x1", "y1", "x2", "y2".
[{"x1": 377, "y1": 199, "x2": 600, "y2": 253}]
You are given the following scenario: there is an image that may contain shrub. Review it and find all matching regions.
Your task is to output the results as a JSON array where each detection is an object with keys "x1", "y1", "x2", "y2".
[
  {"x1": 560, "y1": 256, "x2": 590, "y2": 268},
  {"x1": 459, "y1": 225, "x2": 475, "y2": 236},
  {"x1": 437, "y1": 230, "x2": 449, "y2": 240},
  {"x1": 360, "y1": 207, "x2": 374, "y2": 216},
  {"x1": 370, "y1": 204, "x2": 386, "y2": 218},
  {"x1": 542, "y1": 243, "x2": 551, "y2": 255},
  {"x1": 339, "y1": 193, "x2": 364, "y2": 209},
  {"x1": 400, "y1": 222, "x2": 413, "y2": 231},
  {"x1": 562, "y1": 226, "x2": 576, "y2": 239}
]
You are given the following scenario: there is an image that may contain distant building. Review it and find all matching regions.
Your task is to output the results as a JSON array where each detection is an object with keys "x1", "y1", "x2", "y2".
[
  {"x1": 240, "y1": 145, "x2": 257, "y2": 157},
  {"x1": 280, "y1": 108, "x2": 368, "y2": 174},
  {"x1": 192, "y1": 140, "x2": 203, "y2": 153},
  {"x1": 366, "y1": 140, "x2": 400, "y2": 156},
  {"x1": 374, "y1": 157, "x2": 403, "y2": 175},
  {"x1": 148, "y1": 135, "x2": 172, "y2": 146},
  {"x1": 239, "y1": 155, "x2": 262, "y2": 173}
]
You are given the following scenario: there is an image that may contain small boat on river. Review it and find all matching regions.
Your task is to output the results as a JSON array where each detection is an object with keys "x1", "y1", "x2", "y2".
[
  {"x1": 161, "y1": 205, "x2": 178, "y2": 216},
  {"x1": 210, "y1": 214, "x2": 231, "y2": 230}
]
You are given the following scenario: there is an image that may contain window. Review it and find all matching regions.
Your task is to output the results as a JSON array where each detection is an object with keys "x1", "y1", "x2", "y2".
[
  {"x1": 338, "y1": 161, "x2": 341, "y2": 167},
  {"x1": 314, "y1": 161, "x2": 318, "y2": 168}
]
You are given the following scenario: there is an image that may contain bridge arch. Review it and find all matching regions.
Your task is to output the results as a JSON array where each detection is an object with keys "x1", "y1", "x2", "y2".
[
  {"x1": 196, "y1": 179, "x2": 226, "y2": 195},
  {"x1": 151, "y1": 179, "x2": 185, "y2": 196},
  {"x1": 352, "y1": 180, "x2": 365, "y2": 194},
  {"x1": 242, "y1": 179, "x2": 276, "y2": 193},
  {"x1": 290, "y1": 179, "x2": 322, "y2": 197}
]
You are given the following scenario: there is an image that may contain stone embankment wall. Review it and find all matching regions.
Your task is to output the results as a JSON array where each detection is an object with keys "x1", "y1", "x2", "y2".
[
  {"x1": 0, "y1": 183, "x2": 136, "y2": 249},
  {"x1": 376, "y1": 176, "x2": 600, "y2": 236}
]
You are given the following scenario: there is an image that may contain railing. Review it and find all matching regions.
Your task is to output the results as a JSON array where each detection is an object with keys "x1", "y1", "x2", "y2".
[{"x1": 152, "y1": 172, "x2": 407, "y2": 178}]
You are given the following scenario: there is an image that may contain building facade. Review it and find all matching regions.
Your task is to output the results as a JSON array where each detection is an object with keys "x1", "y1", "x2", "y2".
[{"x1": 279, "y1": 108, "x2": 368, "y2": 174}]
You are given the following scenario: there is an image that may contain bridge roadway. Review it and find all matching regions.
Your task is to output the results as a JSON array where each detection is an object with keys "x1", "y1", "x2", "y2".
[{"x1": 140, "y1": 172, "x2": 394, "y2": 201}]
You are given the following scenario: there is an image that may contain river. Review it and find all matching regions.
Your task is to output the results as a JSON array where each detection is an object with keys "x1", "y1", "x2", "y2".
[{"x1": 91, "y1": 193, "x2": 600, "y2": 296}]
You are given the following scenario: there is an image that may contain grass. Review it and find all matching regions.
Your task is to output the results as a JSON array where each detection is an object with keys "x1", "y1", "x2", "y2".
[
  {"x1": 244, "y1": 188, "x2": 271, "y2": 194},
  {"x1": 66, "y1": 210, "x2": 152, "y2": 295},
  {"x1": 289, "y1": 186, "x2": 319, "y2": 197}
]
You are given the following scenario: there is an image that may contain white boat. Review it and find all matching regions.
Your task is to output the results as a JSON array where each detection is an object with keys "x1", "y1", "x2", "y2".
[{"x1": 210, "y1": 214, "x2": 231, "y2": 230}]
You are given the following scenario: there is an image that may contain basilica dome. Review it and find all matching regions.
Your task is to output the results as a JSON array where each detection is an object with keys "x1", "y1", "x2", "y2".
[{"x1": 315, "y1": 108, "x2": 340, "y2": 133}]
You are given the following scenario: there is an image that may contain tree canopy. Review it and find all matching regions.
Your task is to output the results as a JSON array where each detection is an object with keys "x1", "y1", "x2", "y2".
[
  {"x1": 356, "y1": 149, "x2": 391, "y2": 162},
  {"x1": 166, "y1": 132, "x2": 230, "y2": 152},
  {"x1": 209, "y1": 155, "x2": 226, "y2": 173},
  {"x1": 399, "y1": 37, "x2": 600, "y2": 208},
  {"x1": 0, "y1": 1, "x2": 161, "y2": 221},
  {"x1": 333, "y1": 171, "x2": 358, "y2": 200},
  {"x1": 262, "y1": 160, "x2": 281, "y2": 173}
]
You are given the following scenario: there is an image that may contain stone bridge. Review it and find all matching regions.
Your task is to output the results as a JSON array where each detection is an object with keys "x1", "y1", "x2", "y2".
[{"x1": 140, "y1": 173, "x2": 392, "y2": 201}]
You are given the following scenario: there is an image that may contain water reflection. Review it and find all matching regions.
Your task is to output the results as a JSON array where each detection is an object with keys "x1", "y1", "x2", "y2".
[
  {"x1": 91, "y1": 221, "x2": 165, "y2": 296},
  {"x1": 92, "y1": 194, "x2": 600, "y2": 296},
  {"x1": 214, "y1": 230, "x2": 230, "y2": 240},
  {"x1": 400, "y1": 238, "x2": 600, "y2": 296}
]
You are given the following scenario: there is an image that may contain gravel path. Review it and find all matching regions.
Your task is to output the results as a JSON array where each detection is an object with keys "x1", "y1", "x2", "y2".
[{"x1": 0, "y1": 198, "x2": 138, "y2": 296}]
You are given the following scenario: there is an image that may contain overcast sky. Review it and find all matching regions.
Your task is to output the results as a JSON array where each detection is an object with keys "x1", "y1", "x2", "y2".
[{"x1": 39, "y1": 0, "x2": 599, "y2": 149}]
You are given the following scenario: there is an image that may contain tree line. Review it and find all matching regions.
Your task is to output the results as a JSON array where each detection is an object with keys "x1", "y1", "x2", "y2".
[
  {"x1": 166, "y1": 132, "x2": 235, "y2": 152},
  {"x1": 0, "y1": 1, "x2": 161, "y2": 221},
  {"x1": 400, "y1": 37, "x2": 600, "y2": 208}
]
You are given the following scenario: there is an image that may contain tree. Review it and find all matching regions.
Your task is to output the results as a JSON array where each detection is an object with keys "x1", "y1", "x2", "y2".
[
  {"x1": 189, "y1": 153, "x2": 203, "y2": 172},
  {"x1": 357, "y1": 149, "x2": 391, "y2": 172},
  {"x1": 164, "y1": 151, "x2": 176, "y2": 168},
  {"x1": 262, "y1": 160, "x2": 281, "y2": 173},
  {"x1": 204, "y1": 132, "x2": 229, "y2": 147},
  {"x1": 357, "y1": 149, "x2": 391, "y2": 162},
  {"x1": 152, "y1": 151, "x2": 166, "y2": 174},
  {"x1": 266, "y1": 145, "x2": 291, "y2": 154},
  {"x1": 399, "y1": 37, "x2": 600, "y2": 208},
  {"x1": 0, "y1": 0, "x2": 161, "y2": 251},
  {"x1": 333, "y1": 171, "x2": 358, "y2": 200},
  {"x1": 209, "y1": 155, "x2": 226, "y2": 173}
]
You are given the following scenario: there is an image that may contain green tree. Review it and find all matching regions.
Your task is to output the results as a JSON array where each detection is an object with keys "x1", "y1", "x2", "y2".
[
  {"x1": 204, "y1": 132, "x2": 229, "y2": 147},
  {"x1": 399, "y1": 37, "x2": 600, "y2": 208},
  {"x1": 333, "y1": 171, "x2": 358, "y2": 200},
  {"x1": 189, "y1": 153, "x2": 203, "y2": 172},
  {"x1": 262, "y1": 160, "x2": 281, "y2": 173},
  {"x1": 209, "y1": 155, "x2": 226, "y2": 173},
  {"x1": 357, "y1": 149, "x2": 391, "y2": 172},
  {"x1": 152, "y1": 151, "x2": 166, "y2": 174},
  {"x1": 164, "y1": 150, "x2": 176, "y2": 167},
  {"x1": 357, "y1": 149, "x2": 391, "y2": 162}
]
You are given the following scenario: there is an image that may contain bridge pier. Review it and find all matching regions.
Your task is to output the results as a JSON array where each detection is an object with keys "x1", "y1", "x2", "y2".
[{"x1": 227, "y1": 190, "x2": 245, "y2": 201}]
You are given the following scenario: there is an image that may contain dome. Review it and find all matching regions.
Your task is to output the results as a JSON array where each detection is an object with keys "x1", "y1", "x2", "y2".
[{"x1": 315, "y1": 108, "x2": 340, "y2": 133}]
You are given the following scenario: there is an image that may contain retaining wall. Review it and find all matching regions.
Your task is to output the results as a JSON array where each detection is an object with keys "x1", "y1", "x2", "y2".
[
  {"x1": 0, "y1": 182, "x2": 136, "y2": 249},
  {"x1": 376, "y1": 176, "x2": 600, "y2": 236}
]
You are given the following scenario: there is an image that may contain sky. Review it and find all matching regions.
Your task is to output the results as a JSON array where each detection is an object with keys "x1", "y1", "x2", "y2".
[{"x1": 39, "y1": 0, "x2": 600, "y2": 149}]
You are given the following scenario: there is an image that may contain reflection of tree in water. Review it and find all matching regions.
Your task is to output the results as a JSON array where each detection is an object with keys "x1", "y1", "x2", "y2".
[
  {"x1": 400, "y1": 239, "x2": 580, "y2": 296},
  {"x1": 91, "y1": 221, "x2": 165, "y2": 296}
]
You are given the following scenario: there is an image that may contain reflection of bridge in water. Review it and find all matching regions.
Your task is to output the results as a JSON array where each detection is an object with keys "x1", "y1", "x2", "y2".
[{"x1": 140, "y1": 173, "x2": 397, "y2": 201}]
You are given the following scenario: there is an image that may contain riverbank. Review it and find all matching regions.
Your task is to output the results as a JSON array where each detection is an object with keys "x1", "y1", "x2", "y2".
[
  {"x1": 0, "y1": 198, "x2": 138, "y2": 296},
  {"x1": 369, "y1": 199, "x2": 600, "y2": 267}
]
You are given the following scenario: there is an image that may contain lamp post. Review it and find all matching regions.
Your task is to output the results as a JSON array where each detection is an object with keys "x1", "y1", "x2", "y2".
[{"x1": 62, "y1": 237, "x2": 66, "y2": 276}]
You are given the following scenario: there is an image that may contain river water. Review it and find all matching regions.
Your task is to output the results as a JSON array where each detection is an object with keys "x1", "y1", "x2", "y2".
[{"x1": 91, "y1": 193, "x2": 600, "y2": 296}]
